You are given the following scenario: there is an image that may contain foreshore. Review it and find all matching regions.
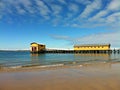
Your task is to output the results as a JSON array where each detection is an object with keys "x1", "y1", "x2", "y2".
[{"x1": 0, "y1": 62, "x2": 120, "y2": 90}]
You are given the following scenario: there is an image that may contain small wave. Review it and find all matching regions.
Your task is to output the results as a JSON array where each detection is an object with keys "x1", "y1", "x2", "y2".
[
  {"x1": 8, "y1": 66, "x2": 22, "y2": 69},
  {"x1": 35, "y1": 64, "x2": 64, "y2": 68},
  {"x1": 1, "y1": 58, "x2": 120, "y2": 69}
]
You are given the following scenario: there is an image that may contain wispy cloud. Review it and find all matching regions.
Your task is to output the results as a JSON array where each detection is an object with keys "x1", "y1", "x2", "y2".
[
  {"x1": 0, "y1": 0, "x2": 120, "y2": 48},
  {"x1": 68, "y1": 3, "x2": 79, "y2": 12},
  {"x1": 0, "y1": 1, "x2": 7, "y2": 17},
  {"x1": 9, "y1": 0, "x2": 33, "y2": 14},
  {"x1": 50, "y1": 4, "x2": 63, "y2": 25},
  {"x1": 77, "y1": 0, "x2": 120, "y2": 30},
  {"x1": 80, "y1": 0, "x2": 102, "y2": 18},
  {"x1": 51, "y1": 31, "x2": 120, "y2": 48},
  {"x1": 75, "y1": 32, "x2": 120, "y2": 47},
  {"x1": 15, "y1": 6, "x2": 26, "y2": 15},
  {"x1": 75, "y1": 0, "x2": 91, "y2": 5},
  {"x1": 51, "y1": 4, "x2": 63, "y2": 15},
  {"x1": 106, "y1": 12, "x2": 120, "y2": 24},
  {"x1": 58, "y1": 0, "x2": 67, "y2": 5},
  {"x1": 107, "y1": 0, "x2": 120, "y2": 11},
  {"x1": 90, "y1": 0, "x2": 120, "y2": 21},
  {"x1": 0, "y1": 0, "x2": 120, "y2": 30},
  {"x1": 35, "y1": 0, "x2": 51, "y2": 19},
  {"x1": 51, "y1": 35, "x2": 70, "y2": 40},
  {"x1": 89, "y1": 11, "x2": 107, "y2": 24},
  {"x1": 65, "y1": 3, "x2": 79, "y2": 20}
]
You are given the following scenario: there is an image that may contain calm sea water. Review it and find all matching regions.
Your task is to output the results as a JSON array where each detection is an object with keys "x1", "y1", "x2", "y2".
[{"x1": 0, "y1": 51, "x2": 120, "y2": 67}]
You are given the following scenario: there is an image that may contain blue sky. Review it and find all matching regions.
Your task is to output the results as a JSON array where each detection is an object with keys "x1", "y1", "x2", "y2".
[{"x1": 0, "y1": 0, "x2": 120, "y2": 50}]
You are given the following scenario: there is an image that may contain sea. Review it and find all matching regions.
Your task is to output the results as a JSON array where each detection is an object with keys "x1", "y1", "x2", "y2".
[{"x1": 0, "y1": 51, "x2": 120, "y2": 68}]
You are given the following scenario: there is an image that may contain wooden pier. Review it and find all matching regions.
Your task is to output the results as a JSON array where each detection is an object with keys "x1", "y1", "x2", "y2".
[
  {"x1": 30, "y1": 42, "x2": 120, "y2": 54},
  {"x1": 31, "y1": 49, "x2": 120, "y2": 54}
]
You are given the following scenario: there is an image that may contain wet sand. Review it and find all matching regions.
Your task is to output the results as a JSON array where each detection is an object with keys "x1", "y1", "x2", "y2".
[{"x1": 0, "y1": 62, "x2": 120, "y2": 90}]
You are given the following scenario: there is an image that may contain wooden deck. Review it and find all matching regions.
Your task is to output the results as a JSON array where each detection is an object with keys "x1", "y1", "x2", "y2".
[{"x1": 31, "y1": 49, "x2": 120, "y2": 54}]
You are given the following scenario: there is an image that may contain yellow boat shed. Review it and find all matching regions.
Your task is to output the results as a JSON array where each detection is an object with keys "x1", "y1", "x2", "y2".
[
  {"x1": 30, "y1": 42, "x2": 46, "y2": 53},
  {"x1": 74, "y1": 44, "x2": 111, "y2": 51}
]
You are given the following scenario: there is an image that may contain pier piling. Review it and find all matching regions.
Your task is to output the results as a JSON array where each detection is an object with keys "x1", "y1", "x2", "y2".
[{"x1": 31, "y1": 49, "x2": 120, "y2": 54}]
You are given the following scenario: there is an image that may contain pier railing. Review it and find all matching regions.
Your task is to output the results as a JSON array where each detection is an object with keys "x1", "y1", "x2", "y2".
[{"x1": 42, "y1": 49, "x2": 120, "y2": 54}]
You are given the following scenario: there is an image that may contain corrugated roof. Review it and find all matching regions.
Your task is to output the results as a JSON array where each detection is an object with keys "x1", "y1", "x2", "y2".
[
  {"x1": 31, "y1": 42, "x2": 45, "y2": 46},
  {"x1": 74, "y1": 44, "x2": 110, "y2": 47},
  {"x1": 30, "y1": 42, "x2": 38, "y2": 45}
]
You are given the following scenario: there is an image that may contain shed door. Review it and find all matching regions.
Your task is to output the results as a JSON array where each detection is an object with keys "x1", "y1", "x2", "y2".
[{"x1": 32, "y1": 47, "x2": 37, "y2": 52}]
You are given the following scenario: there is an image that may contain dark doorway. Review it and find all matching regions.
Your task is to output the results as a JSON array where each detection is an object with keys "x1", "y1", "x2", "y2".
[{"x1": 32, "y1": 47, "x2": 37, "y2": 52}]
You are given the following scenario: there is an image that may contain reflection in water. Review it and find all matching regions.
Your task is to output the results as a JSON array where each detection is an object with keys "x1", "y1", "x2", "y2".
[
  {"x1": 73, "y1": 54, "x2": 113, "y2": 69},
  {"x1": 74, "y1": 53, "x2": 111, "y2": 61},
  {"x1": 31, "y1": 53, "x2": 39, "y2": 57},
  {"x1": 0, "y1": 51, "x2": 120, "y2": 67},
  {"x1": 31, "y1": 54, "x2": 112, "y2": 69},
  {"x1": 30, "y1": 54, "x2": 46, "y2": 65},
  {"x1": 30, "y1": 53, "x2": 113, "y2": 66}
]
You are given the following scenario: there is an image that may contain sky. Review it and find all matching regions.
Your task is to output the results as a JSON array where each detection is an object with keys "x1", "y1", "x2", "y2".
[{"x1": 0, "y1": 0, "x2": 120, "y2": 50}]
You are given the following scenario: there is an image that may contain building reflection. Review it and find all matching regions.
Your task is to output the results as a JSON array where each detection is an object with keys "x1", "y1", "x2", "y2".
[
  {"x1": 74, "y1": 53, "x2": 112, "y2": 69},
  {"x1": 29, "y1": 53, "x2": 116, "y2": 69},
  {"x1": 74, "y1": 53, "x2": 111, "y2": 60},
  {"x1": 31, "y1": 53, "x2": 39, "y2": 57},
  {"x1": 30, "y1": 53, "x2": 46, "y2": 65}
]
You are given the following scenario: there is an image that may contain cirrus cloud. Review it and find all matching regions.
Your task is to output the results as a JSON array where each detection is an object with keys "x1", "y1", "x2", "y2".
[
  {"x1": 0, "y1": 0, "x2": 120, "y2": 31},
  {"x1": 51, "y1": 31, "x2": 120, "y2": 48}
]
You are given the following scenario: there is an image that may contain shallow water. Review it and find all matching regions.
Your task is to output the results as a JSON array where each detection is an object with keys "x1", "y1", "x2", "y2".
[{"x1": 0, "y1": 51, "x2": 120, "y2": 67}]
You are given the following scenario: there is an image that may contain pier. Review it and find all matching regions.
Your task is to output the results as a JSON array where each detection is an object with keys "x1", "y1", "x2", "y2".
[
  {"x1": 46, "y1": 49, "x2": 120, "y2": 54},
  {"x1": 30, "y1": 42, "x2": 120, "y2": 54},
  {"x1": 32, "y1": 49, "x2": 120, "y2": 54}
]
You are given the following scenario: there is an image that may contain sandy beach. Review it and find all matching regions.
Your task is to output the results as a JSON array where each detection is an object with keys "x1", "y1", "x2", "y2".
[{"x1": 0, "y1": 62, "x2": 120, "y2": 90}]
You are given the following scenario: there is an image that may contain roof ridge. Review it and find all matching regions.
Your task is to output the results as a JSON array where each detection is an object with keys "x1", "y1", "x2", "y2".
[{"x1": 74, "y1": 44, "x2": 110, "y2": 46}]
